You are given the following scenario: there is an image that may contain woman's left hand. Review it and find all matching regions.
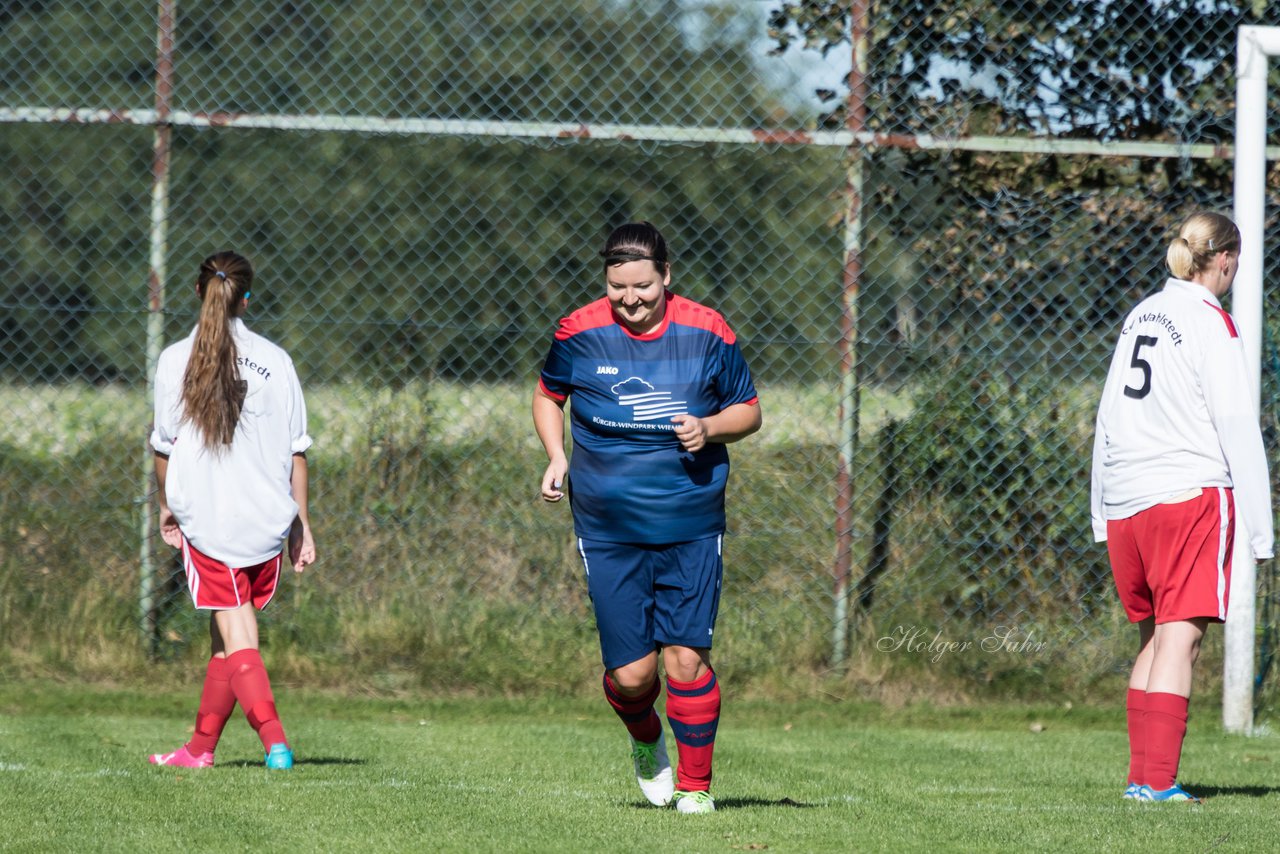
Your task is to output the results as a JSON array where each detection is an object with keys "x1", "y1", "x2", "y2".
[{"x1": 671, "y1": 414, "x2": 708, "y2": 453}]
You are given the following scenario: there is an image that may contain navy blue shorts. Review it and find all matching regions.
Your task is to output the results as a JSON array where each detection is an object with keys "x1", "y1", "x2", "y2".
[{"x1": 577, "y1": 535, "x2": 724, "y2": 670}]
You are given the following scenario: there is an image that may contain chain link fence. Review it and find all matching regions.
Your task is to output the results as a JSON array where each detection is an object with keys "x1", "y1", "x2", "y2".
[{"x1": 2, "y1": 1, "x2": 1278, "y2": 698}]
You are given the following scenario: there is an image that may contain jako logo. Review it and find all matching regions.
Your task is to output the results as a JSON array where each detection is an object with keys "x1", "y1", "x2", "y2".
[{"x1": 596, "y1": 365, "x2": 619, "y2": 375}]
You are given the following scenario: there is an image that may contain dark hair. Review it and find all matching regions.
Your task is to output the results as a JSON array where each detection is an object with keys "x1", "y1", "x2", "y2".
[
  {"x1": 599, "y1": 221, "x2": 670, "y2": 272},
  {"x1": 182, "y1": 250, "x2": 254, "y2": 450}
]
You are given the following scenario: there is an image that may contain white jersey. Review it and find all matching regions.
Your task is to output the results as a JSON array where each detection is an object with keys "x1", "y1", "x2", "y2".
[
  {"x1": 1091, "y1": 278, "x2": 1273, "y2": 560},
  {"x1": 151, "y1": 318, "x2": 312, "y2": 567}
]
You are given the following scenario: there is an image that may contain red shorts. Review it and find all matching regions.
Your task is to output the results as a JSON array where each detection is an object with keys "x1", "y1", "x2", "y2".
[
  {"x1": 181, "y1": 538, "x2": 282, "y2": 611},
  {"x1": 1106, "y1": 487, "x2": 1234, "y2": 624}
]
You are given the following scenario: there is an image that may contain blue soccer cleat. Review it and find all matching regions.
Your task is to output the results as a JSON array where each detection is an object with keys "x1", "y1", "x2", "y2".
[
  {"x1": 1122, "y1": 783, "x2": 1142, "y2": 800},
  {"x1": 1138, "y1": 783, "x2": 1200, "y2": 803},
  {"x1": 264, "y1": 743, "x2": 294, "y2": 770}
]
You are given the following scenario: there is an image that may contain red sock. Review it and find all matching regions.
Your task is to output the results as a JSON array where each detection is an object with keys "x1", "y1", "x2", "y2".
[
  {"x1": 226, "y1": 648, "x2": 288, "y2": 751},
  {"x1": 1125, "y1": 688, "x2": 1145, "y2": 786},
  {"x1": 665, "y1": 669, "x2": 720, "y2": 792},
  {"x1": 603, "y1": 672, "x2": 662, "y2": 744},
  {"x1": 1144, "y1": 692, "x2": 1189, "y2": 791},
  {"x1": 186, "y1": 656, "x2": 236, "y2": 756}
]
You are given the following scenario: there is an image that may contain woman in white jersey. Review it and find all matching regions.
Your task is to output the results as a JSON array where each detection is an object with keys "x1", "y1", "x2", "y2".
[
  {"x1": 1091, "y1": 211, "x2": 1273, "y2": 803},
  {"x1": 148, "y1": 250, "x2": 315, "y2": 770}
]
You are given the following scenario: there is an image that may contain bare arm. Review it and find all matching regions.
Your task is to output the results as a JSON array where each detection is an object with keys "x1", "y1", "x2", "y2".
[
  {"x1": 533, "y1": 386, "x2": 569, "y2": 502},
  {"x1": 671, "y1": 401, "x2": 762, "y2": 453},
  {"x1": 288, "y1": 451, "x2": 316, "y2": 571},
  {"x1": 154, "y1": 451, "x2": 168, "y2": 506},
  {"x1": 153, "y1": 452, "x2": 182, "y2": 548}
]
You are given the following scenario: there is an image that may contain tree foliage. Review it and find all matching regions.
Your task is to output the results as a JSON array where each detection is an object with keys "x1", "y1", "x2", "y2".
[
  {"x1": 0, "y1": 1, "x2": 840, "y2": 384},
  {"x1": 769, "y1": 0, "x2": 1272, "y2": 142},
  {"x1": 767, "y1": 0, "x2": 1280, "y2": 383}
]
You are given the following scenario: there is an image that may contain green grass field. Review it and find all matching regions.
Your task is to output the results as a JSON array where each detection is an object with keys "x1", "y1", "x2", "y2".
[{"x1": 2, "y1": 681, "x2": 1278, "y2": 852}]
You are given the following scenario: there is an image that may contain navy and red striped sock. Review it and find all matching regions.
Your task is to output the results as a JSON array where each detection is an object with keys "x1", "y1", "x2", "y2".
[
  {"x1": 666, "y1": 668, "x2": 720, "y2": 792},
  {"x1": 603, "y1": 671, "x2": 663, "y2": 744}
]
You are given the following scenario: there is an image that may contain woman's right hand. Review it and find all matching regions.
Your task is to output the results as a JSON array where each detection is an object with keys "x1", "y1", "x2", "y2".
[
  {"x1": 159, "y1": 507, "x2": 182, "y2": 549},
  {"x1": 289, "y1": 518, "x2": 316, "y2": 572},
  {"x1": 541, "y1": 459, "x2": 568, "y2": 502}
]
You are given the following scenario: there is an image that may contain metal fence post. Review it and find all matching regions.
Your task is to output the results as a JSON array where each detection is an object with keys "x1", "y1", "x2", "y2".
[
  {"x1": 139, "y1": 0, "x2": 175, "y2": 651},
  {"x1": 833, "y1": 0, "x2": 870, "y2": 668},
  {"x1": 1225, "y1": 24, "x2": 1280, "y2": 735}
]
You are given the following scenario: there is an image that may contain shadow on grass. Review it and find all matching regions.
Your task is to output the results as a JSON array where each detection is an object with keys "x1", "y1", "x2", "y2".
[
  {"x1": 1180, "y1": 783, "x2": 1280, "y2": 799},
  {"x1": 717, "y1": 796, "x2": 816, "y2": 809},
  {"x1": 218, "y1": 757, "x2": 368, "y2": 768},
  {"x1": 628, "y1": 796, "x2": 816, "y2": 810}
]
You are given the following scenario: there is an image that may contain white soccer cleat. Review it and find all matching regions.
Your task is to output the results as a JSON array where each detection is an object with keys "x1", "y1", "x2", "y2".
[
  {"x1": 673, "y1": 789, "x2": 715, "y2": 813},
  {"x1": 630, "y1": 732, "x2": 675, "y2": 806}
]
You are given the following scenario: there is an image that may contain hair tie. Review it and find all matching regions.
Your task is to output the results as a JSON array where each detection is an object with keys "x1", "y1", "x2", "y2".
[
  {"x1": 600, "y1": 251, "x2": 659, "y2": 264},
  {"x1": 214, "y1": 270, "x2": 227, "y2": 280}
]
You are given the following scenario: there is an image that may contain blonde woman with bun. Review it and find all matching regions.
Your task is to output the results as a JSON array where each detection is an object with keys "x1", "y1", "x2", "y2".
[{"x1": 1091, "y1": 211, "x2": 1273, "y2": 803}]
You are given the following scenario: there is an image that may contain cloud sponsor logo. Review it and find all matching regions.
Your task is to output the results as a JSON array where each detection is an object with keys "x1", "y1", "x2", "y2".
[{"x1": 610, "y1": 377, "x2": 687, "y2": 421}]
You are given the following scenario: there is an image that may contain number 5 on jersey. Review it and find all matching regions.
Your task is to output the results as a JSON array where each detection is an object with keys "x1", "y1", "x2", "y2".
[{"x1": 1123, "y1": 335, "x2": 1157, "y2": 399}]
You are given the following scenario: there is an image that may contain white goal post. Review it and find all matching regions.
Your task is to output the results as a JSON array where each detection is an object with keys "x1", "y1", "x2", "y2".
[{"x1": 1226, "y1": 25, "x2": 1280, "y2": 735}]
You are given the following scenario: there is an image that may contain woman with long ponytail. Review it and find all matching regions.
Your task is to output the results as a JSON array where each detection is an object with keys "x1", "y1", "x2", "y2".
[{"x1": 149, "y1": 250, "x2": 316, "y2": 770}]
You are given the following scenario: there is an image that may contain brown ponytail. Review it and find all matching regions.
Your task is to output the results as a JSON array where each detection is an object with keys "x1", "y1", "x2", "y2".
[{"x1": 182, "y1": 251, "x2": 254, "y2": 450}]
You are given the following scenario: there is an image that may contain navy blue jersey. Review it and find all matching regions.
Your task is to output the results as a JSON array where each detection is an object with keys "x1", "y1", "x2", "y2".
[{"x1": 539, "y1": 292, "x2": 759, "y2": 545}]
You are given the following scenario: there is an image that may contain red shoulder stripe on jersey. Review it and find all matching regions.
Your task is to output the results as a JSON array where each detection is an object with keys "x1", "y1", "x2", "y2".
[
  {"x1": 553, "y1": 297, "x2": 614, "y2": 341},
  {"x1": 1203, "y1": 300, "x2": 1239, "y2": 338},
  {"x1": 537, "y1": 378, "x2": 567, "y2": 402},
  {"x1": 667, "y1": 293, "x2": 737, "y2": 344}
]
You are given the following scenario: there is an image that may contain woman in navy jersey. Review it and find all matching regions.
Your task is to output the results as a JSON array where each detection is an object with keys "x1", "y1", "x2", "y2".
[
  {"x1": 1091, "y1": 212, "x2": 1273, "y2": 802},
  {"x1": 148, "y1": 250, "x2": 315, "y2": 771},
  {"x1": 534, "y1": 222, "x2": 761, "y2": 813}
]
